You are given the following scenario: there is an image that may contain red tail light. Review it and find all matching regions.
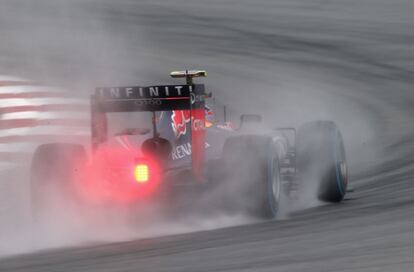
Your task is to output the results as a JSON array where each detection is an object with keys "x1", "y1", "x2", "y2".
[
  {"x1": 134, "y1": 163, "x2": 149, "y2": 183},
  {"x1": 83, "y1": 146, "x2": 162, "y2": 203}
]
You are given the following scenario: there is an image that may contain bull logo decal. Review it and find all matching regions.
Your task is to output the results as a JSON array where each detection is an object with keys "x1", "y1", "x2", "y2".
[{"x1": 171, "y1": 110, "x2": 191, "y2": 138}]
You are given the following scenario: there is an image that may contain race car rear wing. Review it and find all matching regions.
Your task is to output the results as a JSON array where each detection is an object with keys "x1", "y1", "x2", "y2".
[
  {"x1": 91, "y1": 76, "x2": 208, "y2": 182},
  {"x1": 90, "y1": 83, "x2": 207, "y2": 157},
  {"x1": 93, "y1": 84, "x2": 206, "y2": 112}
]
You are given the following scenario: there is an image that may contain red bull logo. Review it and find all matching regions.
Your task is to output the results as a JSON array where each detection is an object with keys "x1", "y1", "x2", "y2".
[
  {"x1": 205, "y1": 106, "x2": 214, "y2": 128},
  {"x1": 171, "y1": 110, "x2": 191, "y2": 138},
  {"x1": 205, "y1": 106, "x2": 213, "y2": 119}
]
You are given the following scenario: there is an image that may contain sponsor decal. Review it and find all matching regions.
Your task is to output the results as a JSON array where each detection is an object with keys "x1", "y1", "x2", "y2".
[
  {"x1": 171, "y1": 110, "x2": 191, "y2": 138},
  {"x1": 171, "y1": 107, "x2": 210, "y2": 138},
  {"x1": 171, "y1": 142, "x2": 210, "y2": 160},
  {"x1": 190, "y1": 93, "x2": 205, "y2": 104},
  {"x1": 133, "y1": 99, "x2": 162, "y2": 106},
  {"x1": 97, "y1": 85, "x2": 191, "y2": 100},
  {"x1": 192, "y1": 118, "x2": 205, "y2": 132}
]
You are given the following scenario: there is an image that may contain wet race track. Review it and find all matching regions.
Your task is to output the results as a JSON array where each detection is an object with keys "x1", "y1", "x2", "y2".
[{"x1": 1, "y1": 0, "x2": 414, "y2": 271}]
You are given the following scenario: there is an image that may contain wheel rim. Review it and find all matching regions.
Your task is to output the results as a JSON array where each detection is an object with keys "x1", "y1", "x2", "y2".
[
  {"x1": 333, "y1": 129, "x2": 347, "y2": 197},
  {"x1": 339, "y1": 161, "x2": 348, "y2": 187},
  {"x1": 270, "y1": 158, "x2": 281, "y2": 214}
]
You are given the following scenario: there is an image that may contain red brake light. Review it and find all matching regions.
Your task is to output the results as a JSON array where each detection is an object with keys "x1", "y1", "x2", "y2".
[{"x1": 134, "y1": 163, "x2": 149, "y2": 183}]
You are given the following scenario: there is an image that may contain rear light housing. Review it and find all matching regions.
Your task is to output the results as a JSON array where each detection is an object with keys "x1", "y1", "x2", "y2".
[{"x1": 81, "y1": 147, "x2": 163, "y2": 203}]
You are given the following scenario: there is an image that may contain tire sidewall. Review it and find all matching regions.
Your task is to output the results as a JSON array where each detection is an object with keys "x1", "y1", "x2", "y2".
[
  {"x1": 297, "y1": 121, "x2": 347, "y2": 202},
  {"x1": 222, "y1": 135, "x2": 281, "y2": 219},
  {"x1": 265, "y1": 148, "x2": 280, "y2": 218}
]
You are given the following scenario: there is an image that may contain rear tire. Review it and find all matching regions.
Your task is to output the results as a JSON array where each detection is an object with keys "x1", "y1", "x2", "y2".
[
  {"x1": 30, "y1": 143, "x2": 87, "y2": 219},
  {"x1": 297, "y1": 121, "x2": 348, "y2": 202},
  {"x1": 221, "y1": 135, "x2": 281, "y2": 219}
]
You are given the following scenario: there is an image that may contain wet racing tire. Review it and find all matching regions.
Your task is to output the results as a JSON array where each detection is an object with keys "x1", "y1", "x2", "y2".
[
  {"x1": 297, "y1": 121, "x2": 348, "y2": 202},
  {"x1": 221, "y1": 135, "x2": 281, "y2": 219},
  {"x1": 30, "y1": 143, "x2": 87, "y2": 219}
]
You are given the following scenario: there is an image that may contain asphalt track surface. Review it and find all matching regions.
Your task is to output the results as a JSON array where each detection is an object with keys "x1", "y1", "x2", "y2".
[{"x1": 1, "y1": 0, "x2": 414, "y2": 271}]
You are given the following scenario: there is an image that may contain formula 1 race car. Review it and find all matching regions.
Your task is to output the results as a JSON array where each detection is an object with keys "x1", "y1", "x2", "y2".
[{"x1": 30, "y1": 70, "x2": 348, "y2": 219}]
